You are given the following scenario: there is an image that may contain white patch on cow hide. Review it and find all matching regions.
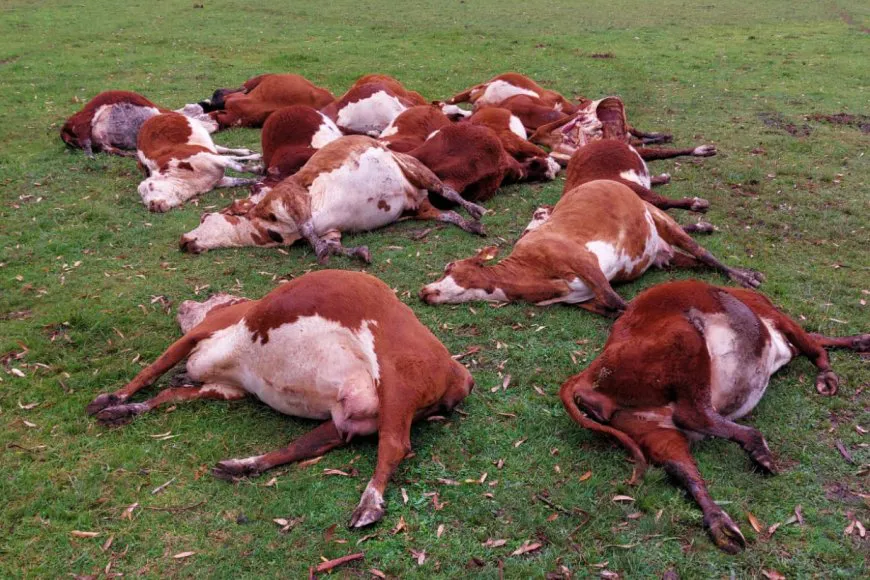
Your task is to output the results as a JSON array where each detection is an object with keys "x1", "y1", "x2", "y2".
[
  {"x1": 618, "y1": 169, "x2": 650, "y2": 188},
  {"x1": 508, "y1": 114, "x2": 527, "y2": 139},
  {"x1": 478, "y1": 80, "x2": 538, "y2": 106},
  {"x1": 311, "y1": 114, "x2": 343, "y2": 148},
  {"x1": 336, "y1": 91, "x2": 407, "y2": 136},
  {"x1": 421, "y1": 275, "x2": 508, "y2": 304},
  {"x1": 535, "y1": 277, "x2": 594, "y2": 306},
  {"x1": 584, "y1": 210, "x2": 659, "y2": 280}
]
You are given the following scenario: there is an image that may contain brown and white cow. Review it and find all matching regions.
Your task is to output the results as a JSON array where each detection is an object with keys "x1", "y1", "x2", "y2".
[
  {"x1": 320, "y1": 74, "x2": 434, "y2": 137},
  {"x1": 208, "y1": 74, "x2": 335, "y2": 129},
  {"x1": 564, "y1": 139, "x2": 711, "y2": 217},
  {"x1": 420, "y1": 180, "x2": 763, "y2": 315},
  {"x1": 559, "y1": 279, "x2": 869, "y2": 552},
  {"x1": 406, "y1": 123, "x2": 523, "y2": 205},
  {"x1": 61, "y1": 91, "x2": 217, "y2": 157},
  {"x1": 446, "y1": 72, "x2": 577, "y2": 113},
  {"x1": 378, "y1": 105, "x2": 453, "y2": 153},
  {"x1": 86, "y1": 270, "x2": 475, "y2": 528},
  {"x1": 484, "y1": 94, "x2": 570, "y2": 132},
  {"x1": 258, "y1": 105, "x2": 343, "y2": 187},
  {"x1": 530, "y1": 96, "x2": 707, "y2": 163},
  {"x1": 179, "y1": 135, "x2": 486, "y2": 260},
  {"x1": 136, "y1": 112, "x2": 261, "y2": 212},
  {"x1": 467, "y1": 107, "x2": 560, "y2": 181}
]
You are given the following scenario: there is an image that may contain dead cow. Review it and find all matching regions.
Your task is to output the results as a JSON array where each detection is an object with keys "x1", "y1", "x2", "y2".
[
  {"x1": 259, "y1": 105, "x2": 343, "y2": 185},
  {"x1": 564, "y1": 139, "x2": 712, "y2": 217},
  {"x1": 406, "y1": 123, "x2": 523, "y2": 205},
  {"x1": 379, "y1": 105, "x2": 453, "y2": 153},
  {"x1": 86, "y1": 270, "x2": 475, "y2": 528},
  {"x1": 420, "y1": 180, "x2": 763, "y2": 315},
  {"x1": 179, "y1": 135, "x2": 486, "y2": 260},
  {"x1": 320, "y1": 74, "x2": 431, "y2": 136},
  {"x1": 136, "y1": 112, "x2": 261, "y2": 212},
  {"x1": 446, "y1": 72, "x2": 577, "y2": 113},
  {"x1": 208, "y1": 74, "x2": 335, "y2": 129},
  {"x1": 559, "y1": 279, "x2": 869, "y2": 552},
  {"x1": 467, "y1": 107, "x2": 560, "y2": 181},
  {"x1": 61, "y1": 90, "x2": 217, "y2": 157},
  {"x1": 484, "y1": 94, "x2": 571, "y2": 132},
  {"x1": 530, "y1": 96, "x2": 706, "y2": 163}
]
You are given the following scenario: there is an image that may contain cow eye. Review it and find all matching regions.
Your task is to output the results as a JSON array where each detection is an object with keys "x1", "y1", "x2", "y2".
[{"x1": 268, "y1": 212, "x2": 277, "y2": 222}]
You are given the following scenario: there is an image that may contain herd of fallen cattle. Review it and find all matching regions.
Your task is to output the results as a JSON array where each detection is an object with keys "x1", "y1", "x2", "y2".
[{"x1": 64, "y1": 72, "x2": 868, "y2": 554}]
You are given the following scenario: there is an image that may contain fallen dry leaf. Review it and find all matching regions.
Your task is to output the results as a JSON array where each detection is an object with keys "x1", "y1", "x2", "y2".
[
  {"x1": 761, "y1": 570, "x2": 785, "y2": 580},
  {"x1": 483, "y1": 538, "x2": 507, "y2": 548},
  {"x1": 502, "y1": 374, "x2": 512, "y2": 390},
  {"x1": 495, "y1": 458, "x2": 505, "y2": 469},
  {"x1": 767, "y1": 522, "x2": 781, "y2": 536},
  {"x1": 401, "y1": 487, "x2": 409, "y2": 504},
  {"x1": 391, "y1": 516, "x2": 407, "y2": 535},
  {"x1": 857, "y1": 520, "x2": 866, "y2": 538},
  {"x1": 513, "y1": 438, "x2": 527, "y2": 448},
  {"x1": 410, "y1": 548, "x2": 426, "y2": 565},
  {"x1": 370, "y1": 569, "x2": 386, "y2": 579},
  {"x1": 101, "y1": 535, "x2": 114, "y2": 552},
  {"x1": 600, "y1": 571, "x2": 620, "y2": 580},
  {"x1": 324, "y1": 523, "x2": 337, "y2": 543},
  {"x1": 356, "y1": 533, "x2": 378, "y2": 546},
  {"x1": 71, "y1": 530, "x2": 100, "y2": 538},
  {"x1": 835, "y1": 440, "x2": 855, "y2": 464},
  {"x1": 120, "y1": 502, "x2": 139, "y2": 520},
  {"x1": 612, "y1": 495, "x2": 634, "y2": 503},
  {"x1": 264, "y1": 477, "x2": 278, "y2": 487},
  {"x1": 172, "y1": 552, "x2": 195, "y2": 559},
  {"x1": 437, "y1": 478, "x2": 460, "y2": 486},
  {"x1": 747, "y1": 512, "x2": 763, "y2": 533},
  {"x1": 22, "y1": 420, "x2": 37, "y2": 428},
  {"x1": 297, "y1": 456, "x2": 323, "y2": 468},
  {"x1": 579, "y1": 471, "x2": 593, "y2": 482},
  {"x1": 437, "y1": 524, "x2": 445, "y2": 538},
  {"x1": 273, "y1": 516, "x2": 304, "y2": 533},
  {"x1": 17, "y1": 400, "x2": 38, "y2": 410},
  {"x1": 452, "y1": 346, "x2": 481, "y2": 361},
  {"x1": 323, "y1": 468, "x2": 353, "y2": 477},
  {"x1": 511, "y1": 541, "x2": 542, "y2": 556},
  {"x1": 794, "y1": 505, "x2": 804, "y2": 525},
  {"x1": 547, "y1": 513, "x2": 559, "y2": 522}
]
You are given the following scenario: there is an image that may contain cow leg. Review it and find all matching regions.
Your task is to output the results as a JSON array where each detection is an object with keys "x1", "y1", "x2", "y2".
[
  {"x1": 635, "y1": 426, "x2": 746, "y2": 554},
  {"x1": 86, "y1": 334, "x2": 201, "y2": 415},
  {"x1": 681, "y1": 222, "x2": 715, "y2": 235},
  {"x1": 349, "y1": 403, "x2": 415, "y2": 528},
  {"x1": 95, "y1": 384, "x2": 247, "y2": 426},
  {"x1": 214, "y1": 145, "x2": 257, "y2": 157},
  {"x1": 810, "y1": 333, "x2": 870, "y2": 353},
  {"x1": 635, "y1": 145, "x2": 716, "y2": 160},
  {"x1": 650, "y1": 173, "x2": 671, "y2": 186},
  {"x1": 220, "y1": 157, "x2": 264, "y2": 174},
  {"x1": 212, "y1": 421, "x2": 346, "y2": 481},
  {"x1": 671, "y1": 401, "x2": 778, "y2": 474},
  {"x1": 629, "y1": 183, "x2": 709, "y2": 213},
  {"x1": 216, "y1": 176, "x2": 258, "y2": 188},
  {"x1": 325, "y1": 238, "x2": 372, "y2": 264},
  {"x1": 567, "y1": 255, "x2": 628, "y2": 317},
  {"x1": 100, "y1": 144, "x2": 137, "y2": 157},
  {"x1": 393, "y1": 153, "x2": 486, "y2": 219},
  {"x1": 81, "y1": 139, "x2": 95, "y2": 158},
  {"x1": 651, "y1": 210, "x2": 764, "y2": 288},
  {"x1": 629, "y1": 126, "x2": 673, "y2": 145},
  {"x1": 410, "y1": 199, "x2": 486, "y2": 236}
]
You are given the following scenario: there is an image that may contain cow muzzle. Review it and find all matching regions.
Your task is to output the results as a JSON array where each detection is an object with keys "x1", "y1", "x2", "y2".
[{"x1": 179, "y1": 235, "x2": 204, "y2": 254}]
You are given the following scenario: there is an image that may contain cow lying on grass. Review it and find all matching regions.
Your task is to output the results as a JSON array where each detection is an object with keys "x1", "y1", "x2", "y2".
[
  {"x1": 86, "y1": 270, "x2": 475, "y2": 528},
  {"x1": 467, "y1": 108, "x2": 560, "y2": 181},
  {"x1": 559, "y1": 279, "x2": 869, "y2": 552},
  {"x1": 420, "y1": 180, "x2": 762, "y2": 314},
  {"x1": 179, "y1": 136, "x2": 486, "y2": 261},
  {"x1": 446, "y1": 72, "x2": 577, "y2": 113},
  {"x1": 379, "y1": 105, "x2": 453, "y2": 153},
  {"x1": 61, "y1": 90, "x2": 217, "y2": 157},
  {"x1": 321, "y1": 74, "x2": 432, "y2": 136},
  {"x1": 136, "y1": 112, "x2": 261, "y2": 212}
]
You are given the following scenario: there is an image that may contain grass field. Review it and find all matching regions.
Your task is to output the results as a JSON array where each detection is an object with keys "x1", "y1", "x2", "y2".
[{"x1": 1, "y1": 0, "x2": 868, "y2": 577}]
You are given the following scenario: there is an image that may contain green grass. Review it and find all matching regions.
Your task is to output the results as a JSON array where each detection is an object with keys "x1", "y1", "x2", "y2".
[{"x1": 1, "y1": 0, "x2": 868, "y2": 577}]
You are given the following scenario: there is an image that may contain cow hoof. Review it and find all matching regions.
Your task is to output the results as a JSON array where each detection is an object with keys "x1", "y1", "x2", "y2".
[
  {"x1": 692, "y1": 144, "x2": 717, "y2": 157},
  {"x1": 685, "y1": 221, "x2": 715, "y2": 235},
  {"x1": 748, "y1": 441, "x2": 778, "y2": 475},
  {"x1": 349, "y1": 487, "x2": 385, "y2": 528},
  {"x1": 815, "y1": 370, "x2": 839, "y2": 396},
  {"x1": 95, "y1": 403, "x2": 145, "y2": 426},
  {"x1": 728, "y1": 268, "x2": 764, "y2": 289},
  {"x1": 212, "y1": 459, "x2": 260, "y2": 482},
  {"x1": 690, "y1": 197, "x2": 710, "y2": 212},
  {"x1": 705, "y1": 511, "x2": 746, "y2": 554},
  {"x1": 654, "y1": 172, "x2": 671, "y2": 184},
  {"x1": 466, "y1": 221, "x2": 486, "y2": 236},
  {"x1": 86, "y1": 393, "x2": 123, "y2": 415},
  {"x1": 850, "y1": 334, "x2": 870, "y2": 352},
  {"x1": 464, "y1": 202, "x2": 486, "y2": 221}
]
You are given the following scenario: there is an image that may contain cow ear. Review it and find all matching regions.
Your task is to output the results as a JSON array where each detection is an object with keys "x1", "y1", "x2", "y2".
[{"x1": 475, "y1": 245, "x2": 500, "y2": 262}]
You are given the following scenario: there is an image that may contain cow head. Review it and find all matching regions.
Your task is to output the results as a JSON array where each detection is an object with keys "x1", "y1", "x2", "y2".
[
  {"x1": 197, "y1": 87, "x2": 244, "y2": 112},
  {"x1": 176, "y1": 293, "x2": 250, "y2": 333},
  {"x1": 138, "y1": 177, "x2": 184, "y2": 213},
  {"x1": 434, "y1": 101, "x2": 472, "y2": 121},
  {"x1": 175, "y1": 103, "x2": 220, "y2": 133},
  {"x1": 179, "y1": 197, "x2": 299, "y2": 254},
  {"x1": 520, "y1": 205, "x2": 554, "y2": 237},
  {"x1": 419, "y1": 246, "x2": 507, "y2": 304}
]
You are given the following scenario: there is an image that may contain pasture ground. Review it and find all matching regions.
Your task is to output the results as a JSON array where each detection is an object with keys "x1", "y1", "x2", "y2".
[{"x1": 1, "y1": 0, "x2": 868, "y2": 577}]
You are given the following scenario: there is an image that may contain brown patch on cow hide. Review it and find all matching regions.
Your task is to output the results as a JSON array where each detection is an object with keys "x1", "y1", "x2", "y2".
[
  {"x1": 178, "y1": 161, "x2": 194, "y2": 171},
  {"x1": 377, "y1": 199, "x2": 391, "y2": 212}
]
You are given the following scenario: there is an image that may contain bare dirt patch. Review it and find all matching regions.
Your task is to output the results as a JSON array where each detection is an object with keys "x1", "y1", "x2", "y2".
[
  {"x1": 808, "y1": 113, "x2": 870, "y2": 134},
  {"x1": 758, "y1": 112, "x2": 812, "y2": 137}
]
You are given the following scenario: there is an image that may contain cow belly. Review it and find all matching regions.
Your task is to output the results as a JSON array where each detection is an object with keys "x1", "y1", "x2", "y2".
[
  {"x1": 479, "y1": 81, "x2": 538, "y2": 106},
  {"x1": 309, "y1": 148, "x2": 418, "y2": 233},
  {"x1": 585, "y1": 211, "x2": 659, "y2": 281},
  {"x1": 92, "y1": 104, "x2": 161, "y2": 150},
  {"x1": 185, "y1": 316, "x2": 380, "y2": 421},
  {"x1": 336, "y1": 92, "x2": 406, "y2": 135},
  {"x1": 704, "y1": 316, "x2": 794, "y2": 420},
  {"x1": 535, "y1": 277, "x2": 594, "y2": 306}
]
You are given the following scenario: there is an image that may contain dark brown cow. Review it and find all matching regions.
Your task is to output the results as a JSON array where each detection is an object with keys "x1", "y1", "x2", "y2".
[
  {"x1": 208, "y1": 74, "x2": 335, "y2": 129},
  {"x1": 179, "y1": 136, "x2": 485, "y2": 259},
  {"x1": 446, "y1": 72, "x2": 577, "y2": 113},
  {"x1": 420, "y1": 180, "x2": 763, "y2": 314},
  {"x1": 467, "y1": 107, "x2": 560, "y2": 181},
  {"x1": 258, "y1": 105, "x2": 343, "y2": 187},
  {"x1": 559, "y1": 279, "x2": 869, "y2": 552},
  {"x1": 86, "y1": 270, "x2": 475, "y2": 528},
  {"x1": 379, "y1": 105, "x2": 453, "y2": 153},
  {"x1": 136, "y1": 112, "x2": 261, "y2": 212},
  {"x1": 61, "y1": 91, "x2": 217, "y2": 157},
  {"x1": 407, "y1": 123, "x2": 523, "y2": 205}
]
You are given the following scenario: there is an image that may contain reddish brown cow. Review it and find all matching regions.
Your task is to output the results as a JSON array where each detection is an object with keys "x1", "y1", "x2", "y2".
[
  {"x1": 86, "y1": 270, "x2": 475, "y2": 528},
  {"x1": 559, "y1": 279, "x2": 869, "y2": 552},
  {"x1": 320, "y1": 74, "x2": 431, "y2": 136},
  {"x1": 208, "y1": 74, "x2": 335, "y2": 129},
  {"x1": 61, "y1": 91, "x2": 217, "y2": 157},
  {"x1": 179, "y1": 136, "x2": 485, "y2": 259},
  {"x1": 258, "y1": 105, "x2": 343, "y2": 187},
  {"x1": 378, "y1": 105, "x2": 453, "y2": 153},
  {"x1": 467, "y1": 107, "x2": 560, "y2": 181},
  {"x1": 136, "y1": 112, "x2": 261, "y2": 212},
  {"x1": 564, "y1": 139, "x2": 712, "y2": 217},
  {"x1": 446, "y1": 72, "x2": 577, "y2": 113},
  {"x1": 530, "y1": 96, "x2": 708, "y2": 163},
  {"x1": 486, "y1": 94, "x2": 570, "y2": 131},
  {"x1": 420, "y1": 180, "x2": 762, "y2": 315},
  {"x1": 406, "y1": 123, "x2": 523, "y2": 205},
  {"x1": 196, "y1": 73, "x2": 272, "y2": 112}
]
